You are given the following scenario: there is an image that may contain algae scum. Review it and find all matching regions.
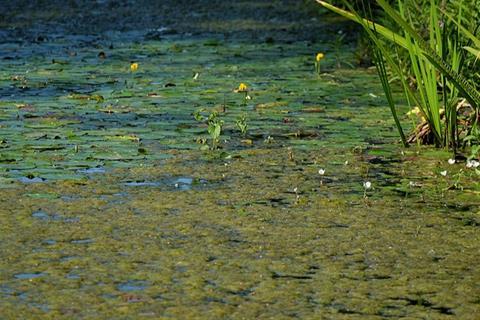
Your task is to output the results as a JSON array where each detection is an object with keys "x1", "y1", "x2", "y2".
[{"x1": 1, "y1": 28, "x2": 480, "y2": 319}]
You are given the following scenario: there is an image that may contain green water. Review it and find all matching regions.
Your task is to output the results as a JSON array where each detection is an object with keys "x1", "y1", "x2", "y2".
[{"x1": 0, "y1": 30, "x2": 479, "y2": 319}]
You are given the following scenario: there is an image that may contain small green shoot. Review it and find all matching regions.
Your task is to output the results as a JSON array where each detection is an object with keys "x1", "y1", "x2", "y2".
[
  {"x1": 207, "y1": 112, "x2": 224, "y2": 149},
  {"x1": 235, "y1": 114, "x2": 248, "y2": 137}
]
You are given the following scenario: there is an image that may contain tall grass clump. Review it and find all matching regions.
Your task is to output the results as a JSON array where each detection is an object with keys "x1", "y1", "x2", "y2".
[{"x1": 316, "y1": 0, "x2": 480, "y2": 154}]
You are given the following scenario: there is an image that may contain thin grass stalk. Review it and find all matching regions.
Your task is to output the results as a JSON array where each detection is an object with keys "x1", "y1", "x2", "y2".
[
  {"x1": 443, "y1": 4, "x2": 461, "y2": 149},
  {"x1": 442, "y1": 25, "x2": 455, "y2": 148}
]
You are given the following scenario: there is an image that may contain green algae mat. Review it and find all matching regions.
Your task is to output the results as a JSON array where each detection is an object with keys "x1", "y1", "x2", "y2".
[{"x1": 1, "y1": 2, "x2": 480, "y2": 319}]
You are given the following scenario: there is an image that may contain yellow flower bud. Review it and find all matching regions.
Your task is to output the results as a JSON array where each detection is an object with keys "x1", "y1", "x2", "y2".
[
  {"x1": 238, "y1": 83, "x2": 248, "y2": 92},
  {"x1": 316, "y1": 53, "x2": 325, "y2": 62}
]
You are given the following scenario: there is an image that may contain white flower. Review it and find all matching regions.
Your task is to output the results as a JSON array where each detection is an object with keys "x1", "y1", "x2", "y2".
[
  {"x1": 174, "y1": 183, "x2": 179, "y2": 188},
  {"x1": 293, "y1": 187, "x2": 298, "y2": 193},
  {"x1": 363, "y1": 181, "x2": 372, "y2": 189},
  {"x1": 344, "y1": 160, "x2": 349, "y2": 165},
  {"x1": 440, "y1": 170, "x2": 447, "y2": 176},
  {"x1": 409, "y1": 181, "x2": 422, "y2": 188},
  {"x1": 466, "y1": 160, "x2": 480, "y2": 168},
  {"x1": 448, "y1": 158, "x2": 455, "y2": 165},
  {"x1": 318, "y1": 168, "x2": 325, "y2": 175}
]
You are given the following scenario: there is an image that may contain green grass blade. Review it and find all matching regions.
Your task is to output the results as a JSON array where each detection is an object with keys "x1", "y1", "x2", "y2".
[
  {"x1": 443, "y1": 11, "x2": 480, "y2": 48},
  {"x1": 463, "y1": 46, "x2": 480, "y2": 60},
  {"x1": 315, "y1": 0, "x2": 409, "y2": 49}
]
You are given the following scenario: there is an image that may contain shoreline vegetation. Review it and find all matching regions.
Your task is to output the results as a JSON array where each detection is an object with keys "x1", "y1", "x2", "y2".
[{"x1": 317, "y1": 0, "x2": 480, "y2": 158}]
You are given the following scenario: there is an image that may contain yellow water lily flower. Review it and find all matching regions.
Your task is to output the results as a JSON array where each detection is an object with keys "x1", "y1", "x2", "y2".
[
  {"x1": 316, "y1": 53, "x2": 325, "y2": 62},
  {"x1": 406, "y1": 106, "x2": 427, "y2": 121},
  {"x1": 406, "y1": 106, "x2": 420, "y2": 116},
  {"x1": 130, "y1": 62, "x2": 139, "y2": 72},
  {"x1": 238, "y1": 83, "x2": 248, "y2": 92}
]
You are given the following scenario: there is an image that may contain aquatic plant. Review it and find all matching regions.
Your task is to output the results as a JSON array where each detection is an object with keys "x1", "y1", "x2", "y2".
[
  {"x1": 207, "y1": 112, "x2": 224, "y2": 149},
  {"x1": 466, "y1": 159, "x2": 480, "y2": 168},
  {"x1": 316, "y1": 0, "x2": 480, "y2": 153},
  {"x1": 235, "y1": 114, "x2": 248, "y2": 136},
  {"x1": 315, "y1": 52, "x2": 325, "y2": 74},
  {"x1": 318, "y1": 168, "x2": 326, "y2": 185},
  {"x1": 238, "y1": 83, "x2": 248, "y2": 92},
  {"x1": 193, "y1": 109, "x2": 205, "y2": 122},
  {"x1": 130, "y1": 62, "x2": 139, "y2": 72},
  {"x1": 192, "y1": 110, "x2": 224, "y2": 149},
  {"x1": 363, "y1": 180, "x2": 372, "y2": 198},
  {"x1": 236, "y1": 83, "x2": 250, "y2": 105},
  {"x1": 264, "y1": 135, "x2": 275, "y2": 144}
]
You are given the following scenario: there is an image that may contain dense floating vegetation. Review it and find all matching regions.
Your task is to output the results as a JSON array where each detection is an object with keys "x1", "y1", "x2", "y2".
[{"x1": 0, "y1": 1, "x2": 479, "y2": 318}]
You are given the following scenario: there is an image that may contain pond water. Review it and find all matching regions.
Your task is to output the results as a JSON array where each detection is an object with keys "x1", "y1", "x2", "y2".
[{"x1": 1, "y1": 1, "x2": 479, "y2": 319}]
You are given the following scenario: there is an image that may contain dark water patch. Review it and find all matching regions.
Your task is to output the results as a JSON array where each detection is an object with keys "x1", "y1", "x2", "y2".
[
  {"x1": 458, "y1": 217, "x2": 480, "y2": 227},
  {"x1": 322, "y1": 222, "x2": 349, "y2": 228},
  {"x1": 63, "y1": 217, "x2": 80, "y2": 223},
  {"x1": 123, "y1": 176, "x2": 209, "y2": 191},
  {"x1": 393, "y1": 297, "x2": 455, "y2": 315},
  {"x1": 377, "y1": 305, "x2": 407, "y2": 318},
  {"x1": 61, "y1": 195, "x2": 80, "y2": 202},
  {"x1": 117, "y1": 280, "x2": 149, "y2": 292},
  {"x1": 14, "y1": 272, "x2": 45, "y2": 280},
  {"x1": 253, "y1": 197, "x2": 291, "y2": 208},
  {"x1": 327, "y1": 302, "x2": 365, "y2": 315},
  {"x1": 204, "y1": 296, "x2": 227, "y2": 304},
  {"x1": 31, "y1": 211, "x2": 64, "y2": 222},
  {"x1": 445, "y1": 203, "x2": 478, "y2": 212},
  {"x1": 66, "y1": 273, "x2": 81, "y2": 280},
  {"x1": 0, "y1": 285, "x2": 14, "y2": 297},
  {"x1": 225, "y1": 287, "x2": 254, "y2": 297},
  {"x1": 271, "y1": 272, "x2": 312, "y2": 280},
  {"x1": 60, "y1": 256, "x2": 77, "y2": 262},
  {"x1": 365, "y1": 274, "x2": 392, "y2": 280},
  {"x1": 366, "y1": 156, "x2": 402, "y2": 165},
  {"x1": 32, "y1": 211, "x2": 50, "y2": 221},
  {"x1": 42, "y1": 239, "x2": 57, "y2": 245},
  {"x1": 77, "y1": 166, "x2": 106, "y2": 174},
  {"x1": 99, "y1": 192, "x2": 129, "y2": 205},
  {"x1": 18, "y1": 176, "x2": 46, "y2": 184},
  {"x1": 32, "y1": 211, "x2": 79, "y2": 223},
  {"x1": 70, "y1": 239, "x2": 93, "y2": 245},
  {"x1": 123, "y1": 181, "x2": 161, "y2": 187}
]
